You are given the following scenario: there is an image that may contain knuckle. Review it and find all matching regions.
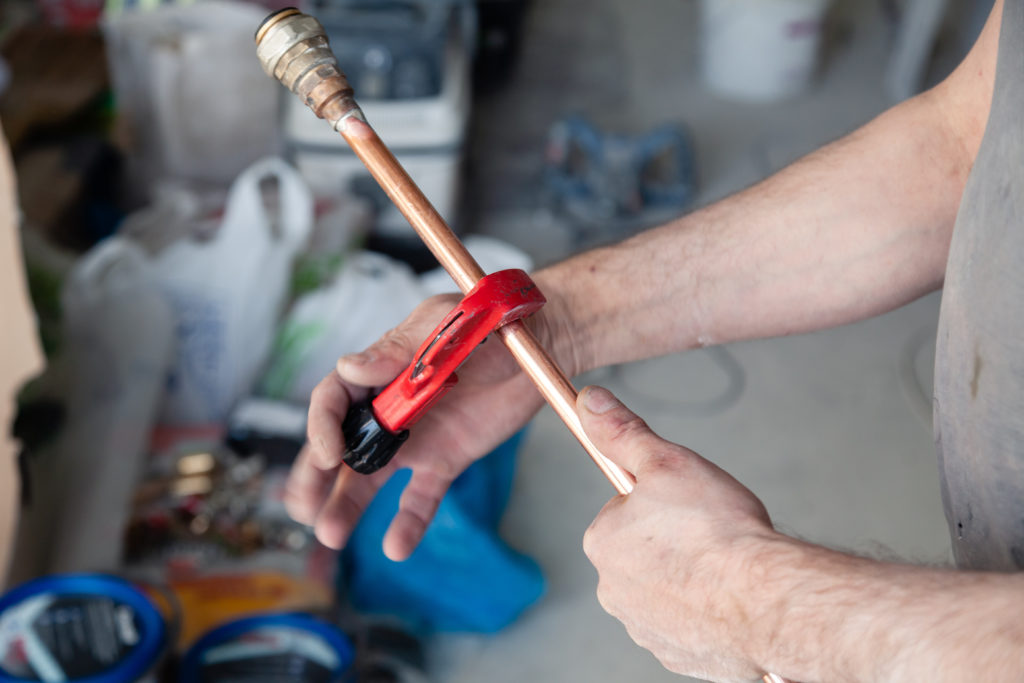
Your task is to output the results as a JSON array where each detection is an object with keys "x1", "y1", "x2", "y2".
[
  {"x1": 284, "y1": 494, "x2": 316, "y2": 526},
  {"x1": 334, "y1": 492, "x2": 363, "y2": 523},
  {"x1": 313, "y1": 519, "x2": 342, "y2": 550},
  {"x1": 608, "y1": 413, "x2": 652, "y2": 445},
  {"x1": 377, "y1": 327, "x2": 408, "y2": 350},
  {"x1": 371, "y1": 294, "x2": 464, "y2": 363},
  {"x1": 377, "y1": 327, "x2": 415, "y2": 358},
  {"x1": 652, "y1": 651, "x2": 681, "y2": 675},
  {"x1": 399, "y1": 487, "x2": 440, "y2": 523},
  {"x1": 640, "y1": 450, "x2": 678, "y2": 476},
  {"x1": 582, "y1": 526, "x2": 598, "y2": 560},
  {"x1": 406, "y1": 295, "x2": 455, "y2": 330},
  {"x1": 594, "y1": 579, "x2": 618, "y2": 617},
  {"x1": 582, "y1": 513, "x2": 611, "y2": 562},
  {"x1": 623, "y1": 622, "x2": 650, "y2": 650},
  {"x1": 423, "y1": 293, "x2": 459, "y2": 311},
  {"x1": 283, "y1": 478, "x2": 321, "y2": 524},
  {"x1": 309, "y1": 378, "x2": 329, "y2": 404}
]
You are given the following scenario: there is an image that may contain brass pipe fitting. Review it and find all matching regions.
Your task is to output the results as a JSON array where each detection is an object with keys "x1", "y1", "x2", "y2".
[{"x1": 255, "y1": 8, "x2": 363, "y2": 129}]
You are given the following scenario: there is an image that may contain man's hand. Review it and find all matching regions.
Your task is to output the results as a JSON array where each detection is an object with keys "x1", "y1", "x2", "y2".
[
  {"x1": 578, "y1": 384, "x2": 1024, "y2": 683},
  {"x1": 285, "y1": 294, "x2": 556, "y2": 561},
  {"x1": 579, "y1": 385, "x2": 778, "y2": 682}
]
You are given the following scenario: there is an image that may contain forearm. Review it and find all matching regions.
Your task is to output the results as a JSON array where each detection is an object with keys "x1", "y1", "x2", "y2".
[
  {"x1": 535, "y1": 22, "x2": 1003, "y2": 376},
  {"x1": 536, "y1": 90, "x2": 971, "y2": 375},
  {"x1": 744, "y1": 535, "x2": 1024, "y2": 682}
]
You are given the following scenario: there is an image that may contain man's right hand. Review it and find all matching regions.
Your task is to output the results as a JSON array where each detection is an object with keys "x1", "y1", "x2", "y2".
[{"x1": 284, "y1": 293, "x2": 555, "y2": 561}]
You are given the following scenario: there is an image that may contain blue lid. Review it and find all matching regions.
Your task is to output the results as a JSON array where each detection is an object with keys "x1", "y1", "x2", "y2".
[
  {"x1": 179, "y1": 613, "x2": 354, "y2": 683},
  {"x1": 0, "y1": 574, "x2": 167, "y2": 683}
]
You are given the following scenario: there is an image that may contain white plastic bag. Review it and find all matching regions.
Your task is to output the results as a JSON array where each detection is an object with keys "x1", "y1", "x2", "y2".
[
  {"x1": 262, "y1": 251, "x2": 425, "y2": 403},
  {"x1": 262, "y1": 237, "x2": 533, "y2": 403},
  {"x1": 419, "y1": 236, "x2": 534, "y2": 296},
  {"x1": 152, "y1": 157, "x2": 314, "y2": 424},
  {"x1": 16, "y1": 238, "x2": 174, "y2": 574}
]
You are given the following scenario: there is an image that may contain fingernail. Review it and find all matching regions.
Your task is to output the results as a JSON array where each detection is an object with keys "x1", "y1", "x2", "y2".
[{"x1": 583, "y1": 386, "x2": 619, "y2": 414}]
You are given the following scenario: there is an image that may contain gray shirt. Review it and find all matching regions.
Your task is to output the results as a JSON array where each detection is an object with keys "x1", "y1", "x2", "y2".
[{"x1": 935, "y1": 0, "x2": 1024, "y2": 571}]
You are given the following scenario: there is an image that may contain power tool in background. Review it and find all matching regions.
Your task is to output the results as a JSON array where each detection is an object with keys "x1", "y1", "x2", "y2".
[{"x1": 543, "y1": 114, "x2": 697, "y2": 247}]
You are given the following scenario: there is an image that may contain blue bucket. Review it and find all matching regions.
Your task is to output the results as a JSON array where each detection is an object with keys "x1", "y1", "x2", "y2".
[
  {"x1": 0, "y1": 574, "x2": 168, "y2": 683},
  {"x1": 179, "y1": 613, "x2": 355, "y2": 682}
]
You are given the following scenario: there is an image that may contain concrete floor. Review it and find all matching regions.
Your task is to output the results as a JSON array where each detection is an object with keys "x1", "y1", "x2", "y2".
[{"x1": 430, "y1": 1, "x2": 965, "y2": 681}]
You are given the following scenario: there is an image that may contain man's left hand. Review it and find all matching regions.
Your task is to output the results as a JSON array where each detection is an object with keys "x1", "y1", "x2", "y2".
[{"x1": 579, "y1": 385, "x2": 780, "y2": 682}]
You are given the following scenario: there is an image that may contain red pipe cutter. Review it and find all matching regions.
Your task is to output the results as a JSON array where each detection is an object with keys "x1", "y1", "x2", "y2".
[{"x1": 341, "y1": 269, "x2": 546, "y2": 473}]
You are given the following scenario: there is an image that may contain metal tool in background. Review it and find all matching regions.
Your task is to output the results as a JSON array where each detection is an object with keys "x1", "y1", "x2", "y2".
[
  {"x1": 544, "y1": 114, "x2": 697, "y2": 246},
  {"x1": 255, "y1": 13, "x2": 790, "y2": 682},
  {"x1": 255, "y1": 7, "x2": 634, "y2": 494}
]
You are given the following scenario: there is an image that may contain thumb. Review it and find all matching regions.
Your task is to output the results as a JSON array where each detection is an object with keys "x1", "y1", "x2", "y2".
[
  {"x1": 336, "y1": 330, "x2": 414, "y2": 387},
  {"x1": 577, "y1": 385, "x2": 671, "y2": 477},
  {"x1": 337, "y1": 295, "x2": 460, "y2": 387}
]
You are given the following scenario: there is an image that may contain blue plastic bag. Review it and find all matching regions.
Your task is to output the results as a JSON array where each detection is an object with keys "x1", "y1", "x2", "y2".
[{"x1": 340, "y1": 431, "x2": 545, "y2": 632}]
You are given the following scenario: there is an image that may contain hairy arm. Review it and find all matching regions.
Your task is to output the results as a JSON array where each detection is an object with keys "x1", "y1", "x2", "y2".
[
  {"x1": 746, "y1": 537, "x2": 1024, "y2": 682},
  {"x1": 578, "y1": 8, "x2": 1021, "y2": 680},
  {"x1": 539, "y1": 2, "x2": 1000, "y2": 375},
  {"x1": 580, "y1": 386, "x2": 1024, "y2": 683}
]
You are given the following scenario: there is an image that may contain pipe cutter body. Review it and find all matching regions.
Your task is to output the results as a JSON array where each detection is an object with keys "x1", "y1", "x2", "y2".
[{"x1": 342, "y1": 269, "x2": 546, "y2": 473}]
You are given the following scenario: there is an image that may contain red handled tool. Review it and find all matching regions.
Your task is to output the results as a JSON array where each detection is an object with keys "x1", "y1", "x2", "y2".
[{"x1": 342, "y1": 269, "x2": 546, "y2": 473}]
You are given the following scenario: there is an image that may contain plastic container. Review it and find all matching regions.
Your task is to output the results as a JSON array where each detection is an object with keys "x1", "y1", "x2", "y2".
[
  {"x1": 700, "y1": 0, "x2": 831, "y2": 101},
  {"x1": 101, "y1": 2, "x2": 280, "y2": 189},
  {"x1": 179, "y1": 614, "x2": 355, "y2": 682},
  {"x1": 307, "y1": 0, "x2": 475, "y2": 101},
  {"x1": 0, "y1": 574, "x2": 168, "y2": 683},
  {"x1": 46, "y1": 238, "x2": 173, "y2": 574},
  {"x1": 286, "y1": 1, "x2": 473, "y2": 237}
]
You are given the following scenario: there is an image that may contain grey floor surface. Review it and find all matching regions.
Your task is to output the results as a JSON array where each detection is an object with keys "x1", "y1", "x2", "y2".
[{"x1": 432, "y1": 1, "x2": 963, "y2": 681}]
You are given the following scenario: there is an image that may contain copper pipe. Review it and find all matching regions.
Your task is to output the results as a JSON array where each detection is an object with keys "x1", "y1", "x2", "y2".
[
  {"x1": 336, "y1": 118, "x2": 486, "y2": 292},
  {"x1": 495, "y1": 322, "x2": 635, "y2": 494}
]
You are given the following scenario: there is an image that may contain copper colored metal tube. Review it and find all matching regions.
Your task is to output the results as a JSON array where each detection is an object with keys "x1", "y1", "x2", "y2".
[
  {"x1": 256, "y1": 12, "x2": 787, "y2": 682},
  {"x1": 495, "y1": 322, "x2": 637, "y2": 494},
  {"x1": 335, "y1": 119, "x2": 486, "y2": 292}
]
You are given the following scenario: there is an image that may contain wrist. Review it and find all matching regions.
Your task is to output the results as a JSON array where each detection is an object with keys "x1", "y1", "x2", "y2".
[
  {"x1": 719, "y1": 531, "x2": 806, "y2": 674},
  {"x1": 531, "y1": 265, "x2": 594, "y2": 377},
  {"x1": 738, "y1": 533, "x2": 909, "y2": 683},
  {"x1": 729, "y1": 532, "x2": 871, "y2": 682}
]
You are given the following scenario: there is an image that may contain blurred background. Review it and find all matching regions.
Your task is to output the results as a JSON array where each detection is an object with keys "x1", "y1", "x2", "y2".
[{"x1": 0, "y1": 0, "x2": 993, "y2": 681}]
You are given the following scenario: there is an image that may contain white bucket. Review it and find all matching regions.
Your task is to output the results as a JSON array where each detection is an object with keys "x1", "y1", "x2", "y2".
[{"x1": 700, "y1": 0, "x2": 831, "y2": 102}]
